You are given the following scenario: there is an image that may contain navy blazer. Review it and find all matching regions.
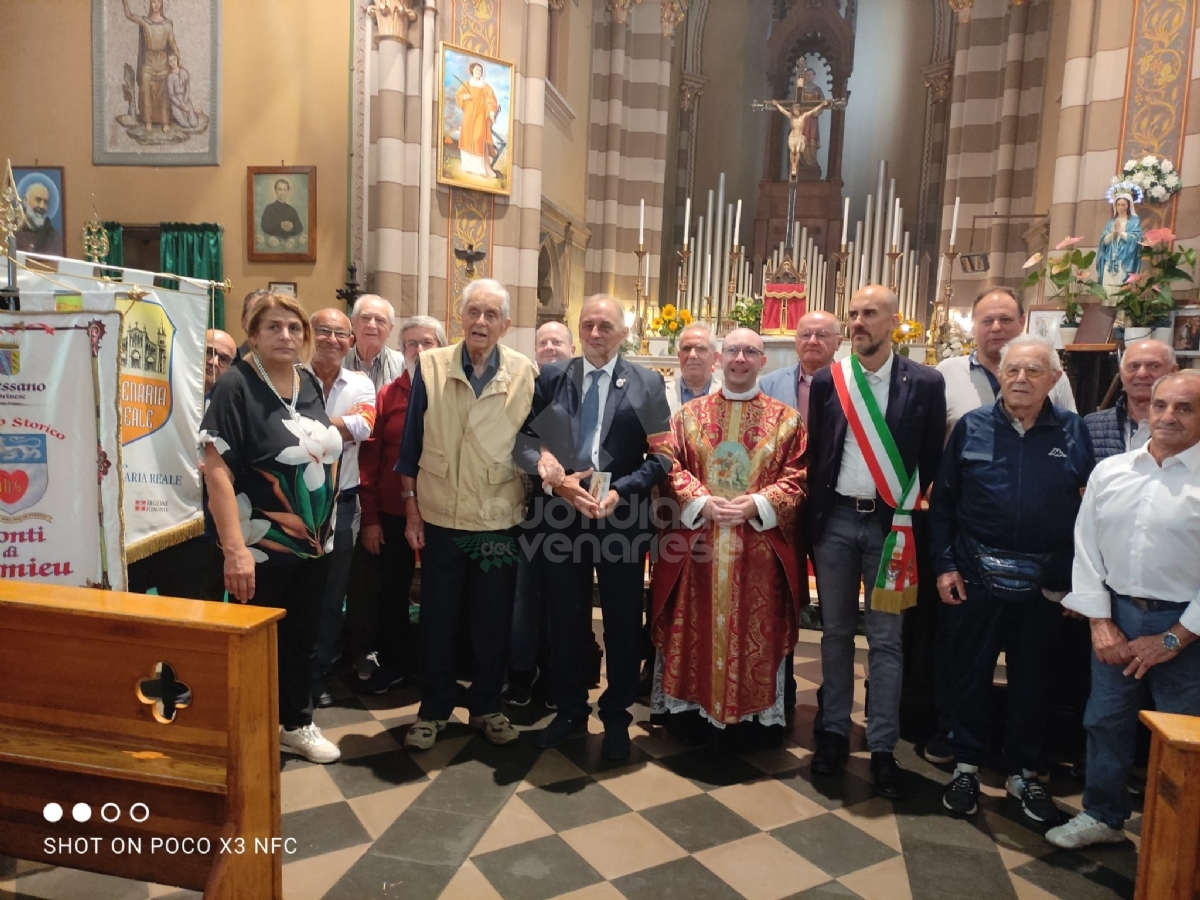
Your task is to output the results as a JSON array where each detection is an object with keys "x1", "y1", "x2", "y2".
[
  {"x1": 805, "y1": 354, "x2": 946, "y2": 541},
  {"x1": 514, "y1": 355, "x2": 672, "y2": 509}
]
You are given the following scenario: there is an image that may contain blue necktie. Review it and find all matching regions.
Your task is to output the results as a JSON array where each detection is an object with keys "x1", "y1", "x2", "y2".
[{"x1": 578, "y1": 370, "x2": 601, "y2": 470}]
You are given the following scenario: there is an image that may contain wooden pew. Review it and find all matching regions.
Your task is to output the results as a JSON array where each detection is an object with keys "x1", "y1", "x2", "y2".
[
  {"x1": 1135, "y1": 711, "x2": 1200, "y2": 900},
  {"x1": 0, "y1": 581, "x2": 285, "y2": 899}
]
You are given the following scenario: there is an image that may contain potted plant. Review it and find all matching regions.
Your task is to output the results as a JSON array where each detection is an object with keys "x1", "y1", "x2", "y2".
[
  {"x1": 649, "y1": 303, "x2": 693, "y2": 354},
  {"x1": 1110, "y1": 228, "x2": 1197, "y2": 341},
  {"x1": 1021, "y1": 236, "x2": 1106, "y2": 345},
  {"x1": 727, "y1": 296, "x2": 764, "y2": 332}
]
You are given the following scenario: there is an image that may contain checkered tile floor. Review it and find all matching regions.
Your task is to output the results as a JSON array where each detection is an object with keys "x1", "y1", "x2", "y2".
[{"x1": 1, "y1": 627, "x2": 1141, "y2": 900}]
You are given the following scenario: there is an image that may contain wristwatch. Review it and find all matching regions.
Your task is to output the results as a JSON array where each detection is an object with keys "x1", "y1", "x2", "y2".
[
  {"x1": 1163, "y1": 631, "x2": 1182, "y2": 652},
  {"x1": 400, "y1": 490, "x2": 416, "y2": 500}
]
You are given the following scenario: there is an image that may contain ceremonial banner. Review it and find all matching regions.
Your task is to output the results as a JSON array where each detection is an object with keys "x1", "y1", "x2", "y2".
[
  {"x1": 16, "y1": 257, "x2": 208, "y2": 562},
  {"x1": 761, "y1": 283, "x2": 806, "y2": 336},
  {"x1": 0, "y1": 311, "x2": 125, "y2": 589}
]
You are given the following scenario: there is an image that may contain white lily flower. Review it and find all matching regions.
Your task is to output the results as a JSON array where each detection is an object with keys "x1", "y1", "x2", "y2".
[
  {"x1": 235, "y1": 493, "x2": 271, "y2": 562},
  {"x1": 276, "y1": 416, "x2": 343, "y2": 492}
]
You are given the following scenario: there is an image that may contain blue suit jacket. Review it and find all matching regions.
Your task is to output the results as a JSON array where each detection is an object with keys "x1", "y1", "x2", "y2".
[
  {"x1": 805, "y1": 354, "x2": 946, "y2": 541},
  {"x1": 514, "y1": 356, "x2": 672, "y2": 520},
  {"x1": 759, "y1": 363, "x2": 801, "y2": 410}
]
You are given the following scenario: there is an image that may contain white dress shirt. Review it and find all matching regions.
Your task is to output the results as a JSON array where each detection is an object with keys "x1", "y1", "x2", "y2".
[
  {"x1": 310, "y1": 366, "x2": 377, "y2": 492},
  {"x1": 581, "y1": 355, "x2": 619, "y2": 470},
  {"x1": 1064, "y1": 440, "x2": 1200, "y2": 634},
  {"x1": 835, "y1": 352, "x2": 894, "y2": 499},
  {"x1": 680, "y1": 384, "x2": 776, "y2": 532}
]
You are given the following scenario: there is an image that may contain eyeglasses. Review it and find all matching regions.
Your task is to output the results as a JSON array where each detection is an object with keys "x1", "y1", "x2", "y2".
[
  {"x1": 404, "y1": 338, "x2": 439, "y2": 350},
  {"x1": 355, "y1": 314, "x2": 391, "y2": 327},
  {"x1": 314, "y1": 326, "x2": 352, "y2": 341},
  {"x1": 798, "y1": 330, "x2": 838, "y2": 341},
  {"x1": 721, "y1": 346, "x2": 765, "y2": 360},
  {"x1": 205, "y1": 346, "x2": 234, "y2": 367},
  {"x1": 1002, "y1": 363, "x2": 1049, "y2": 378}
]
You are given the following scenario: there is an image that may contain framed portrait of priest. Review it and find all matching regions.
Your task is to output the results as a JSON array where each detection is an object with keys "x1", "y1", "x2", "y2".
[
  {"x1": 247, "y1": 166, "x2": 316, "y2": 262},
  {"x1": 12, "y1": 166, "x2": 65, "y2": 258},
  {"x1": 437, "y1": 44, "x2": 515, "y2": 197}
]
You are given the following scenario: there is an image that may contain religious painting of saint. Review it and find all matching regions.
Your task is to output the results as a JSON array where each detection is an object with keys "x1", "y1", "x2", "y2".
[
  {"x1": 92, "y1": 0, "x2": 220, "y2": 166},
  {"x1": 1171, "y1": 308, "x2": 1200, "y2": 357},
  {"x1": 11, "y1": 167, "x2": 65, "y2": 259},
  {"x1": 246, "y1": 167, "x2": 316, "y2": 263},
  {"x1": 437, "y1": 44, "x2": 515, "y2": 197}
]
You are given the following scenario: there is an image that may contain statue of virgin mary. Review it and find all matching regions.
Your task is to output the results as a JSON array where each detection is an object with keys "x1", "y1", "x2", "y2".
[{"x1": 1096, "y1": 184, "x2": 1144, "y2": 301}]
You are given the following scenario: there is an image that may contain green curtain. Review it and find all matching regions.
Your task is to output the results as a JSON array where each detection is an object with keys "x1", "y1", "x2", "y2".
[
  {"x1": 99, "y1": 221, "x2": 123, "y2": 280},
  {"x1": 160, "y1": 222, "x2": 224, "y2": 329}
]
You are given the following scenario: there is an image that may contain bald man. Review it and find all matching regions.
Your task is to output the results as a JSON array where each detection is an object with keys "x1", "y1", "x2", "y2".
[
  {"x1": 205, "y1": 329, "x2": 237, "y2": 396},
  {"x1": 535, "y1": 321, "x2": 576, "y2": 368},
  {"x1": 761, "y1": 310, "x2": 842, "y2": 424},
  {"x1": 805, "y1": 285, "x2": 946, "y2": 799},
  {"x1": 650, "y1": 328, "x2": 808, "y2": 746}
]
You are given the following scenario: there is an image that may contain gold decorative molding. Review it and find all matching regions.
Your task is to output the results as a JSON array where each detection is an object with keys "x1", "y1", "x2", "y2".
[
  {"x1": 367, "y1": 0, "x2": 418, "y2": 44},
  {"x1": 679, "y1": 73, "x2": 707, "y2": 112},
  {"x1": 548, "y1": 0, "x2": 566, "y2": 9},
  {"x1": 947, "y1": 0, "x2": 971, "y2": 23},
  {"x1": 922, "y1": 60, "x2": 953, "y2": 103},
  {"x1": 661, "y1": 0, "x2": 687, "y2": 36},
  {"x1": 608, "y1": 0, "x2": 643, "y2": 26}
]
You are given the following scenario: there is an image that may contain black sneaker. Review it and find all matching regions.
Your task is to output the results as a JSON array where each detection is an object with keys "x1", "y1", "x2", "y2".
[
  {"x1": 923, "y1": 731, "x2": 955, "y2": 766},
  {"x1": 1007, "y1": 774, "x2": 1063, "y2": 824},
  {"x1": 358, "y1": 652, "x2": 406, "y2": 694},
  {"x1": 943, "y1": 769, "x2": 980, "y2": 816},
  {"x1": 505, "y1": 667, "x2": 539, "y2": 707}
]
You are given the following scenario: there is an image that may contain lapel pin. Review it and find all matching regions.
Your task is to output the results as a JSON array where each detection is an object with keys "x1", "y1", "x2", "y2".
[{"x1": 615, "y1": 377, "x2": 627, "y2": 389}]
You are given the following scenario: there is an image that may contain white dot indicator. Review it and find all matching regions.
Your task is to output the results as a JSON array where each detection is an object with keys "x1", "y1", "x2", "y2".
[
  {"x1": 72, "y1": 803, "x2": 92, "y2": 823},
  {"x1": 43, "y1": 803, "x2": 63, "y2": 823}
]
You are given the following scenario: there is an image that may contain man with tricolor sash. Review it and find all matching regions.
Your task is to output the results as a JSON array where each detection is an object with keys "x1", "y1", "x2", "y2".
[{"x1": 805, "y1": 284, "x2": 946, "y2": 800}]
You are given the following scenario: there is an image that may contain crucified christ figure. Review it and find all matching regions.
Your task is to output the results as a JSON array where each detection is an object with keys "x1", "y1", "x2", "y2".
[{"x1": 771, "y1": 98, "x2": 832, "y2": 180}]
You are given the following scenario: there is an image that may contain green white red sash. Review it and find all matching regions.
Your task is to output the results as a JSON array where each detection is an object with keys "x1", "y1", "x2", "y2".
[{"x1": 831, "y1": 356, "x2": 920, "y2": 613}]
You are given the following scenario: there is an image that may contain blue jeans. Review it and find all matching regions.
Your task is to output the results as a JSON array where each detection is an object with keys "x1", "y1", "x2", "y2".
[{"x1": 1083, "y1": 593, "x2": 1200, "y2": 829}]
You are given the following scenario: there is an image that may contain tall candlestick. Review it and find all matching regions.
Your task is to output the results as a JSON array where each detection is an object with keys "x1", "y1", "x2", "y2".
[
  {"x1": 841, "y1": 197, "x2": 849, "y2": 249},
  {"x1": 704, "y1": 246, "x2": 712, "y2": 299},
  {"x1": 732, "y1": 199, "x2": 742, "y2": 249},
  {"x1": 705, "y1": 190, "x2": 714, "y2": 298},
  {"x1": 682, "y1": 196, "x2": 691, "y2": 245},
  {"x1": 949, "y1": 196, "x2": 960, "y2": 248},
  {"x1": 892, "y1": 198, "x2": 901, "y2": 248},
  {"x1": 639, "y1": 199, "x2": 645, "y2": 246}
]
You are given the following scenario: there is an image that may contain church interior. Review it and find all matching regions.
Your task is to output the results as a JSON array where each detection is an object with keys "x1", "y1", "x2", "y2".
[{"x1": 3, "y1": 0, "x2": 1200, "y2": 899}]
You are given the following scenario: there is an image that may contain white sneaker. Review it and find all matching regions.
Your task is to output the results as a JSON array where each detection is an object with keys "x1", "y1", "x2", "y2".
[
  {"x1": 280, "y1": 723, "x2": 341, "y2": 764},
  {"x1": 1045, "y1": 812, "x2": 1125, "y2": 849}
]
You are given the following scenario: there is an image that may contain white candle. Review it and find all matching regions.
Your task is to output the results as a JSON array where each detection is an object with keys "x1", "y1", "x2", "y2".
[
  {"x1": 704, "y1": 247, "x2": 712, "y2": 298},
  {"x1": 841, "y1": 197, "x2": 849, "y2": 249},
  {"x1": 639, "y1": 199, "x2": 645, "y2": 246},
  {"x1": 892, "y1": 199, "x2": 901, "y2": 248},
  {"x1": 732, "y1": 199, "x2": 742, "y2": 249},
  {"x1": 682, "y1": 196, "x2": 691, "y2": 245},
  {"x1": 949, "y1": 196, "x2": 960, "y2": 248}
]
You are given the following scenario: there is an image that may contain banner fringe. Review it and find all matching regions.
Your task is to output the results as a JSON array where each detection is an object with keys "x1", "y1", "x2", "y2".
[
  {"x1": 870, "y1": 585, "x2": 919, "y2": 615},
  {"x1": 125, "y1": 518, "x2": 204, "y2": 564}
]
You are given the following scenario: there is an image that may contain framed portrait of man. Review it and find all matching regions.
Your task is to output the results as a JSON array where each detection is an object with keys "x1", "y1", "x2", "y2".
[
  {"x1": 11, "y1": 167, "x2": 66, "y2": 258},
  {"x1": 1172, "y1": 308, "x2": 1200, "y2": 357},
  {"x1": 246, "y1": 166, "x2": 316, "y2": 262},
  {"x1": 437, "y1": 44, "x2": 515, "y2": 197}
]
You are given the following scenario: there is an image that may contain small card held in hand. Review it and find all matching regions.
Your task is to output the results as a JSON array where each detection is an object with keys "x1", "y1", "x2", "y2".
[{"x1": 589, "y1": 471, "x2": 612, "y2": 502}]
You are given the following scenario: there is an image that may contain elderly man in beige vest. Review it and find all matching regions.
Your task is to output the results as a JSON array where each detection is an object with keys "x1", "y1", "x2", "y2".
[{"x1": 397, "y1": 279, "x2": 536, "y2": 750}]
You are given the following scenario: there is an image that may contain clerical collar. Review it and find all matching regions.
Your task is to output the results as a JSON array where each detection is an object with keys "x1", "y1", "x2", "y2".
[{"x1": 722, "y1": 384, "x2": 760, "y2": 401}]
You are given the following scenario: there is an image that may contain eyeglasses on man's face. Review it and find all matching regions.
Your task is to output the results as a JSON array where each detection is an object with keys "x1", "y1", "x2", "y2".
[
  {"x1": 404, "y1": 338, "x2": 439, "y2": 351},
  {"x1": 797, "y1": 330, "x2": 838, "y2": 342},
  {"x1": 721, "y1": 346, "x2": 765, "y2": 360},
  {"x1": 205, "y1": 346, "x2": 234, "y2": 367},
  {"x1": 314, "y1": 326, "x2": 352, "y2": 341}
]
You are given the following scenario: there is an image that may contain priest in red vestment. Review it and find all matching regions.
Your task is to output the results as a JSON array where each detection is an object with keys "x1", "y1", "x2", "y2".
[{"x1": 650, "y1": 328, "x2": 809, "y2": 743}]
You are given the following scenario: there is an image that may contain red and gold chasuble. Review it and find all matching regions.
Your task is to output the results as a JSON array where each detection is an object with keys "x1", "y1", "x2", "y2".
[{"x1": 651, "y1": 391, "x2": 808, "y2": 724}]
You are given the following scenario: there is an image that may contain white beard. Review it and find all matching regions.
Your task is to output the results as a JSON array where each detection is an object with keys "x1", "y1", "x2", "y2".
[{"x1": 24, "y1": 209, "x2": 47, "y2": 229}]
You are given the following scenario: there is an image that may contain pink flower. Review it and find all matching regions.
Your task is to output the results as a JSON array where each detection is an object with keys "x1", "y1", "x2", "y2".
[
  {"x1": 1124, "y1": 272, "x2": 1146, "y2": 285},
  {"x1": 1055, "y1": 236, "x2": 1085, "y2": 250},
  {"x1": 1142, "y1": 228, "x2": 1175, "y2": 246}
]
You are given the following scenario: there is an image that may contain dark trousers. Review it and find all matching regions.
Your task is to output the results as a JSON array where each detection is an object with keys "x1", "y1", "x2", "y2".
[
  {"x1": 944, "y1": 581, "x2": 1063, "y2": 772},
  {"x1": 253, "y1": 554, "x2": 332, "y2": 729},
  {"x1": 376, "y1": 512, "x2": 417, "y2": 671},
  {"x1": 533, "y1": 500, "x2": 651, "y2": 730},
  {"x1": 314, "y1": 495, "x2": 360, "y2": 684},
  {"x1": 417, "y1": 522, "x2": 518, "y2": 720},
  {"x1": 127, "y1": 535, "x2": 224, "y2": 601}
]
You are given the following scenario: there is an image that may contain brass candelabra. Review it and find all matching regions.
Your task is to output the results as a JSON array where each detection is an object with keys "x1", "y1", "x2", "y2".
[
  {"x1": 925, "y1": 249, "x2": 958, "y2": 365},
  {"x1": 725, "y1": 248, "x2": 742, "y2": 330},
  {"x1": 676, "y1": 245, "x2": 691, "y2": 320},
  {"x1": 886, "y1": 246, "x2": 902, "y2": 294},
  {"x1": 832, "y1": 247, "x2": 850, "y2": 320},
  {"x1": 633, "y1": 244, "x2": 651, "y2": 355}
]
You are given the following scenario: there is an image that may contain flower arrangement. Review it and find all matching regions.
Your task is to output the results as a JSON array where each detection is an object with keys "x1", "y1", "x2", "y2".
[
  {"x1": 891, "y1": 319, "x2": 924, "y2": 357},
  {"x1": 650, "y1": 304, "x2": 693, "y2": 350},
  {"x1": 1110, "y1": 228, "x2": 1198, "y2": 327},
  {"x1": 727, "y1": 296, "x2": 764, "y2": 332},
  {"x1": 1112, "y1": 155, "x2": 1181, "y2": 203},
  {"x1": 1021, "y1": 235, "x2": 1107, "y2": 324}
]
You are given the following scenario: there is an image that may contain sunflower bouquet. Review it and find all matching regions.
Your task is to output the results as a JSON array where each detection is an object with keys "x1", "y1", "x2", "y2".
[
  {"x1": 891, "y1": 319, "x2": 924, "y2": 357},
  {"x1": 650, "y1": 304, "x2": 693, "y2": 352}
]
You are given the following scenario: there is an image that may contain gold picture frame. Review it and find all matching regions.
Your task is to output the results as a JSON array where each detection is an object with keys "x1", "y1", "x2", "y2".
[{"x1": 437, "y1": 43, "x2": 515, "y2": 197}]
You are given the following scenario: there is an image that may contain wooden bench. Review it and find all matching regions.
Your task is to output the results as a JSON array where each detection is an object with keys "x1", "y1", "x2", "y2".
[
  {"x1": 1135, "y1": 711, "x2": 1200, "y2": 900},
  {"x1": 0, "y1": 581, "x2": 285, "y2": 899}
]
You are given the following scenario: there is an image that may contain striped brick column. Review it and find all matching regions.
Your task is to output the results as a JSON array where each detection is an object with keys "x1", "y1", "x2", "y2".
[
  {"x1": 584, "y1": 0, "x2": 678, "y2": 306},
  {"x1": 940, "y1": 0, "x2": 1049, "y2": 298}
]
